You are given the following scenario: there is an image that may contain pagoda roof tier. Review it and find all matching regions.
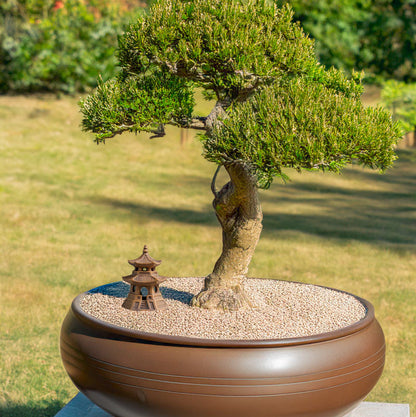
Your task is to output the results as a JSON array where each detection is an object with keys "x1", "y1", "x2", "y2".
[
  {"x1": 128, "y1": 245, "x2": 161, "y2": 269},
  {"x1": 123, "y1": 272, "x2": 167, "y2": 285}
]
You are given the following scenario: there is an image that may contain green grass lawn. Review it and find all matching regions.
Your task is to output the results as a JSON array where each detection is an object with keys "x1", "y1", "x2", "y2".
[{"x1": 0, "y1": 95, "x2": 415, "y2": 416}]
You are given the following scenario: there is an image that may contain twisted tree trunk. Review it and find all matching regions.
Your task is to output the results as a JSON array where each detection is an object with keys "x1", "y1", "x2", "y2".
[{"x1": 191, "y1": 162, "x2": 263, "y2": 310}]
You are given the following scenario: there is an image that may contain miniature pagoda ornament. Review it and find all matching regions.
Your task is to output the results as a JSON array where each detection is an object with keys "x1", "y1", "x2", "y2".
[{"x1": 122, "y1": 245, "x2": 168, "y2": 311}]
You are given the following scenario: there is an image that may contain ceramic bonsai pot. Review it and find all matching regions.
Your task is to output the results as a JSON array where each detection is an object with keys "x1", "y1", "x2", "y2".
[{"x1": 60, "y1": 284, "x2": 385, "y2": 417}]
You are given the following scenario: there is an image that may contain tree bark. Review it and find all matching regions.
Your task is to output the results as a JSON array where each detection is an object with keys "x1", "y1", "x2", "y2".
[{"x1": 191, "y1": 162, "x2": 263, "y2": 310}]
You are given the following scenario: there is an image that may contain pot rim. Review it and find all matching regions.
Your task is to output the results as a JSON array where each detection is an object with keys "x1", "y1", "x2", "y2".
[{"x1": 71, "y1": 279, "x2": 374, "y2": 348}]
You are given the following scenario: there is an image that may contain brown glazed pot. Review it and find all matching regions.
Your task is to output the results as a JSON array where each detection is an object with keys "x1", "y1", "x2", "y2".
[{"x1": 60, "y1": 284, "x2": 385, "y2": 417}]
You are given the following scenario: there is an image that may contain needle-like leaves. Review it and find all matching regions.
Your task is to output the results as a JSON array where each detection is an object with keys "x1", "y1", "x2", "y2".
[
  {"x1": 81, "y1": 0, "x2": 401, "y2": 186},
  {"x1": 203, "y1": 77, "x2": 401, "y2": 188}
]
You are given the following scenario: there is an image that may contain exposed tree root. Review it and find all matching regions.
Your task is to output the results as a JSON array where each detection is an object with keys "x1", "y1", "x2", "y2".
[{"x1": 191, "y1": 283, "x2": 255, "y2": 311}]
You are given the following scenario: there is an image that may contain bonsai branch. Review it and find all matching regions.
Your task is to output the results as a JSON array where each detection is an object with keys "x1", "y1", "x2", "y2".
[
  {"x1": 174, "y1": 116, "x2": 207, "y2": 130},
  {"x1": 95, "y1": 117, "x2": 208, "y2": 141},
  {"x1": 211, "y1": 164, "x2": 223, "y2": 197}
]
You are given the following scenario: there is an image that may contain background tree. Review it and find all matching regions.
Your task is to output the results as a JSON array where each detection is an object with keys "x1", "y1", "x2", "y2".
[
  {"x1": 362, "y1": 0, "x2": 416, "y2": 82},
  {"x1": 80, "y1": 0, "x2": 401, "y2": 310},
  {"x1": 382, "y1": 80, "x2": 416, "y2": 145},
  {"x1": 275, "y1": 0, "x2": 369, "y2": 76},
  {"x1": 277, "y1": 0, "x2": 416, "y2": 83}
]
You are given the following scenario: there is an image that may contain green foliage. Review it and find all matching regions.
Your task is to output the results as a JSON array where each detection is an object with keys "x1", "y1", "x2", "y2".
[
  {"x1": 277, "y1": 0, "x2": 416, "y2": 82},
  {"x1": 382, "y1": 80, "x2": 416, "y2": 133},
  {"x1": 81, "y1": 0, "x2": 401, "y2": 188},
  {"x1": 203, "y1": 77, "x2": 400, "y2": 188},
  {"x1": 276, "y1": 0, "x2": 370, "y2": 76},
  {"x1": 80, "y1": 72, "x2": 195, "y2": 140},
  {"x1": 0, "y1": 0, "x2": 144, "y2": 94},
  {"x1": 0, "y1": 0, "x2": 49, "y2": 20},
  {"x1": 363, "y1": 0, "x2": 416, "y2": 82},
  {"x1": 117, "y1": 0, "x2": 316, "y2": 99}
]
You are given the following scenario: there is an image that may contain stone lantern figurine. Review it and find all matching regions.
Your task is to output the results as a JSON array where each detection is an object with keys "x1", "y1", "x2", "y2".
[{"x1": 122, "y1": 245, "x2": 168, "y2": 311}]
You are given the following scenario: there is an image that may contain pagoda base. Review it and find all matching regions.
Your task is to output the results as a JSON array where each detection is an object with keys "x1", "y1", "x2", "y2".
[{"x1": 122, "y1": 293, "x2": 168, "y2": 311}]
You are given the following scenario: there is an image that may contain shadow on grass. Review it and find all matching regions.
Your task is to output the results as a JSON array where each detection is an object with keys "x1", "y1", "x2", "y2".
[
  {"x1": 91, "y1": 196, "x2": 217, "y2": 226},
  {"x1": 345, "y1": 149, "x2": 416, "y2": 187},
  {"x1": 262, "y1": 210, "x2": 415, "y2": 246},
  {"x1": 259, "y1": 151, "x2": 416, "y2": 247},
  {"x1": 89, "y1": 150, "x2": 416, "y2": 249},
  {"x1": 0, "y1": 401, "x2": 64, "y2": 417}
]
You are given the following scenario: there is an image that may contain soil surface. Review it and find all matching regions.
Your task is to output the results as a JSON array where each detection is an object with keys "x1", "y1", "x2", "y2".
[{"x1": 80, "y1": 278, "x2": 367, "y2": 340}]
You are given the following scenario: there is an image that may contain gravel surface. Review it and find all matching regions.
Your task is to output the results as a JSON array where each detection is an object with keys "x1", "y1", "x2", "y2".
[{"x1": 80, "y1": 278, "x2": 367, "y2": 340}]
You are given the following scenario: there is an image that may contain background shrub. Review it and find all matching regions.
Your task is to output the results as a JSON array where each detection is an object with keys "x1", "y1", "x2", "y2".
[
  {"x1": 277, "y1": 0, "x2": 416, "y2": 84},
  {"x1": 0, "y1": 0, "x2": 145, "y2": 94}
]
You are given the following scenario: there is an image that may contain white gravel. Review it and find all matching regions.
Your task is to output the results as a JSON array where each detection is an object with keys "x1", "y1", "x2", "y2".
[{"x1": 80, "y1": 278, "x2": 367, "y2": 340}]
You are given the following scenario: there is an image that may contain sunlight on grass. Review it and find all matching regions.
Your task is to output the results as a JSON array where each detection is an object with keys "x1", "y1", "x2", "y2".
[{"x1": 0, "y1": 95, "x2": 415, "y2": 415}]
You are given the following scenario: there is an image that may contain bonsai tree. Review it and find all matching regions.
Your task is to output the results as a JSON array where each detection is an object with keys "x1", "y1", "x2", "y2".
[{"x1": 80, "y1": 0, "x2": 401, "y2": 310}]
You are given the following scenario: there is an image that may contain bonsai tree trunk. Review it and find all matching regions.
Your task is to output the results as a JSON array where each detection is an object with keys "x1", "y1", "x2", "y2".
[{"x1": 191, "y1": 162, "x2": 263, "y2": 310}]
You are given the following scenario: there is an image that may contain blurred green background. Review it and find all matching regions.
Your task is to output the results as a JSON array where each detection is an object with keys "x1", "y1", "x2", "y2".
[{"x1": 0, "y1": 1, "x2": 415, "y2": 416}]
